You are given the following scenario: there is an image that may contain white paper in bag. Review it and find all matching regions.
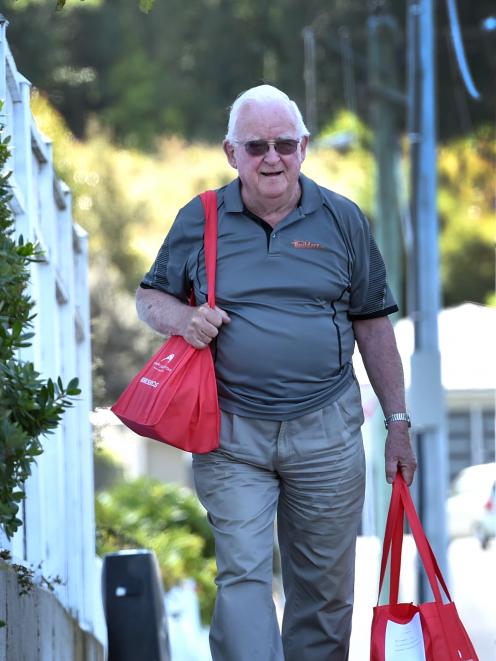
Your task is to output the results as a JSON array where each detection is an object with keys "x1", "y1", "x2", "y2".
[{"x1": 385, "y1": 612, "x2": 426, "y2": 661}]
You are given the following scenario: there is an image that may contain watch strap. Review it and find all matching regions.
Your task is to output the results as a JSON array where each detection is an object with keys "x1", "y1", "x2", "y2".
[{"x1": 384, "y1": 412, "x2": 411, "y2": 429}]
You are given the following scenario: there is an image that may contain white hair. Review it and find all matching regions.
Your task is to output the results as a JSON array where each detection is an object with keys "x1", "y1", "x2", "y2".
[{"x1": 225, "y1": 84, "x2": 310, "y2": 142}]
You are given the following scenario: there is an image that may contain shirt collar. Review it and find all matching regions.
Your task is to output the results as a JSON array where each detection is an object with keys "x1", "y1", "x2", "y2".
[
  {"x1": 223, "y1": 178, "x2": 244, "y2": 212},
  {"x1": 222, "y1": 173, "x2": 324, "y2": 217},
  {"x1": 299, "y1": 173, "x2": 323, "y2": 215}
]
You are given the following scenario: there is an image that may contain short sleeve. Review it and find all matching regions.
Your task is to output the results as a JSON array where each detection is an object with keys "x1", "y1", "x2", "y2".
[
  {"x1": 141, "y1": 197, "x2": 204, "y2": 303},
  {"x1": 347, "y1": 209, "x2": 398, "y2": 320}
]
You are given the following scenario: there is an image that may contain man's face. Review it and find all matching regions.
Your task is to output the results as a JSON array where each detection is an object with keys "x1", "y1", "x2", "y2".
[{"x1": 223, "y1": 101, "x2": 308, "y2": 207}]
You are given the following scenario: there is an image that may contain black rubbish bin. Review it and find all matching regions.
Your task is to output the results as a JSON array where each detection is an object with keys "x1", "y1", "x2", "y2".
[{"x1": 102, "y1": 549, "x2": 171, "y2": 661}]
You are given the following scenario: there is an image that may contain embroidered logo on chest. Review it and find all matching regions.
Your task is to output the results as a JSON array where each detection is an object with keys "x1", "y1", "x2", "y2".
[{"x1": 291, "y1": 240, "x2": 322, "y2": 250}]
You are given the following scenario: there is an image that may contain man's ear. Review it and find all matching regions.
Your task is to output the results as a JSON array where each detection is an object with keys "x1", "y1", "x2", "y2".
[
  {"x1": 299, "y1": 135, "x2": 309, "y2": 163},
  {"x1": 223, "y1": 140, "x2": 237, "y2": 169}
]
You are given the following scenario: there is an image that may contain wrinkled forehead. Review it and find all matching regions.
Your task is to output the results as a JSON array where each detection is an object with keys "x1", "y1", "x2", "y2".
[{"x1": 233, "y1": 100, "x2": 299, "y2": 140}]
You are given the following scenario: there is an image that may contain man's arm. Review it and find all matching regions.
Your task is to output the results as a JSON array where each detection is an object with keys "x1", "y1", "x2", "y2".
[
  {"x1": 136, "y1": 287, "x2": 230, "y2": 350},
  {"x1": 353, "y1": 315, "x2": 417, "y2": 485}
]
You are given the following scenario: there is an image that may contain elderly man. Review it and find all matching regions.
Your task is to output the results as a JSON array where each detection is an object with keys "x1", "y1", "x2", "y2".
[{"x1": 136, "y1": 85, "x2": 416, "y2": 661}]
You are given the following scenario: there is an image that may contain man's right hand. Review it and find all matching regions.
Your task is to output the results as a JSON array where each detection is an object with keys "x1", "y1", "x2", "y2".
[{"x1": 181, "y1": 303, "x2": 231, "y2": 349}]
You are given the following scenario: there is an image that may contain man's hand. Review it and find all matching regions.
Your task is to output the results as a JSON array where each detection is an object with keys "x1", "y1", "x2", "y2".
[
  {"x1": 181, "y1": 303, "x2": 230, "y2": 349},
  {"x1": 385, "y1": 424, "x2": 417, "y2": 486}
]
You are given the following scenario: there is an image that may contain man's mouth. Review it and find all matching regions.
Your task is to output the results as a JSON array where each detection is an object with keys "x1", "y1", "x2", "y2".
[{"x1": 261, "y1": 171, "x2": 283, "y2": 177}]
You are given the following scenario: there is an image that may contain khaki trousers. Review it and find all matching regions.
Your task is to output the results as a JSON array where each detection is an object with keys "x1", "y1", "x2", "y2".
[{"x1": 192, "y1": 379, "x2": 366, "y2": 661}]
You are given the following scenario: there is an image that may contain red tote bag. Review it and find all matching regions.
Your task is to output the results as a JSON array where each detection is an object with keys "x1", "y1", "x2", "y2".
[
  {"x1": 111, "y1": 190, "x2": 220, "y2": 454},
  {"x1": 370, "y1": 474, "x2": 479, "y2": 661}
]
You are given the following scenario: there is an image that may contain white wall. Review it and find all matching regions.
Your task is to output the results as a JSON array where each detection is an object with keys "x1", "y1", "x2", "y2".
[{"x1": 0, "y1": 17, "x2": 105, "y2": 646}]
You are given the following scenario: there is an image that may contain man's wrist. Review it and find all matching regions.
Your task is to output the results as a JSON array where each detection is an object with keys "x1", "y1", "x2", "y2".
[{"x1": 384, "y1": 412, "x2": 411, "y2": 429}]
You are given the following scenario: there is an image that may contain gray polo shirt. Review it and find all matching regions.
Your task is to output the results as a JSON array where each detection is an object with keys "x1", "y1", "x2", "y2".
[{"x1": 141, "y1": 174, "x2": 397, "y2": 420}]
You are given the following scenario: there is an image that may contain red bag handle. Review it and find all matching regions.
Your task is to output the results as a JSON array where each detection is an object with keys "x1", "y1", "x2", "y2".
[
  {"x1": 199, "y1": 190, "x2": 218, "y2": 309},
  {"x1": 377, "y1": 474, "x2": 403, "y2": 603},
  {"x1": 397, "y1": 475, "x2": 452, "y2": 603},
  {"x1": 378, "y1": 473, "x2": 452, "y2": 606}
]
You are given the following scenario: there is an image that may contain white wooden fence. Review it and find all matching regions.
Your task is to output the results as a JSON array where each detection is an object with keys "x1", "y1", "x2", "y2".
[{"x1": 0, "y1": 16, "x2": 105, "y2": 646}]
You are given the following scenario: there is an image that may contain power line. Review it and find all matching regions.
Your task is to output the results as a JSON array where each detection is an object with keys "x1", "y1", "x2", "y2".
[
  {"x1": 444, "y1": 0, "x2": 481, "y2": 100},
  {"x1": 444, "y1": 31, "x2": 473, "y2": 135}
]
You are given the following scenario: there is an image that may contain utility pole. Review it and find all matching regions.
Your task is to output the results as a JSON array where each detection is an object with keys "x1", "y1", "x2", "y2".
[
  {"x1": 339, "y1": 27, "x2": 357, "y2": 116},
  {"x1": 302, "y1": 26, "x2": 317, "y2": 135},
  {"x1": 367, "y1": 7, "x2": 406, "y2": 602},
  {"x1": 407, "y1": 0, "x2": 448, "y2": 599},
  {"x1": 367, "y1": 10, "x2": 404, "y2": 311}
]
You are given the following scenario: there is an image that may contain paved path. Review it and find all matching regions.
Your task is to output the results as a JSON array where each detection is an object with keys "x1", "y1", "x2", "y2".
[
  {"x1": 170, "y1": 535, "x2": 495, "y2": 659},
  {"x1": 448, "y1": 537, "x2": 496, "y2": 661}
]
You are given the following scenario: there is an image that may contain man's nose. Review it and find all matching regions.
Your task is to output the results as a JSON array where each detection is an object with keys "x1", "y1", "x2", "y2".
[{"x1": 263, "y1": 144, "x2": 281, "y2": 163}]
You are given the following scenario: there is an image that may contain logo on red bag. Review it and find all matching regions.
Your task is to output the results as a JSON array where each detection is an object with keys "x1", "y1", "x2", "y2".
[
  {"x1": 153, "y1": 353, "x2": 176, "y2": 373},
  {"x1": 140, "y1": 377, "x2": 160, "y2": 388}
]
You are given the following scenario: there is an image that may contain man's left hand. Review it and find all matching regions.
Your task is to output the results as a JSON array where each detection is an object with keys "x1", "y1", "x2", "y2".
[{"x1": 385, "y1": 426, "x2": 417, "y2": 486}]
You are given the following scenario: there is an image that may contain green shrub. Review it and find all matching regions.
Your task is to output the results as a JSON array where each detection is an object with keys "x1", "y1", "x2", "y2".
[{"x1": 96, "y1": 476, "x2": 216, "y2": 623}]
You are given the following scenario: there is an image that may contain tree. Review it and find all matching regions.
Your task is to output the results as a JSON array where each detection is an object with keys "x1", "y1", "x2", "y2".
[
  {"x1": 438, "y1": 127, "x2": 495, "y2": 307},
  {"x1": 2, "y1": 0, "x2": 494, "y2": 147}
]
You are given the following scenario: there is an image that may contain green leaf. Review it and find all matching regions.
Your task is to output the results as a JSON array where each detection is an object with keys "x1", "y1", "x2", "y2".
[
  {"x1": 139, "y1": 0, "x2": 155, "y2": 13},
  {"x1": 39, "y1": 389, "x2": 48, "y2": 407},
  {"x1": 11, "y1": 320, "x2": 22, "y2": 337},
  {"x1": 67, "y1": 377, "x2": 79, "y2": 391},
  {"x1": 47, "y1": 379, "x2": 55, "y2": 399}
]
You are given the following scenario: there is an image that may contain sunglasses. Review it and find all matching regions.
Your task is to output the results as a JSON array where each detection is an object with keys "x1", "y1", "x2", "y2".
[{"x1": 237, "y1": 139, "x2": 301, "y2": 157}]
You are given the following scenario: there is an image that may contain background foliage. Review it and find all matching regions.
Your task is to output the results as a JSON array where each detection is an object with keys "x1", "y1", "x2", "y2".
[
  {"x1": 95, "y1": 476, "x2": 217, "y2": 623},
  {"x1": 437, "y1": 128, "x2": 495, "y2": 307},
  {"x1": 1, "y1": 0, "x2": 494, "y2": 148}
]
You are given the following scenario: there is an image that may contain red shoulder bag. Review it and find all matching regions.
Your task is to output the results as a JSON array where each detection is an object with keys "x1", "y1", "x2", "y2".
[{"x1": 111, "y1": 190, "x2": 220, "y2": 453}]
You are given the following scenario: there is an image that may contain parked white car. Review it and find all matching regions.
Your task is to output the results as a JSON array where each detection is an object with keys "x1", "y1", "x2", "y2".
[
  {"x1": 446, "y1": 462, "x2": 496, "y2": 543},
  {"x1": 474, "y1": 479, "x2": 496, "y2": 549}
]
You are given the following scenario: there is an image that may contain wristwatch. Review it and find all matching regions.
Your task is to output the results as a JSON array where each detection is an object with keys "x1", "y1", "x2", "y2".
[{"x1": 384, "y1": 412, "x2": 411, "y2": 429}]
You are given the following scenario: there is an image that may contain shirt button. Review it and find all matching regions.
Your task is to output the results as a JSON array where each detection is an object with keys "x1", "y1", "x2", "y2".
[{"x1": 273, "y1": 233, "x2": 277, "y2": 238}]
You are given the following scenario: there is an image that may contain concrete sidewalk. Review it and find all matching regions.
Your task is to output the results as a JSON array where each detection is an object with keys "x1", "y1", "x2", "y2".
[{"x1": 173, "y1": 535, "x2": 495, "y2": 660}]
